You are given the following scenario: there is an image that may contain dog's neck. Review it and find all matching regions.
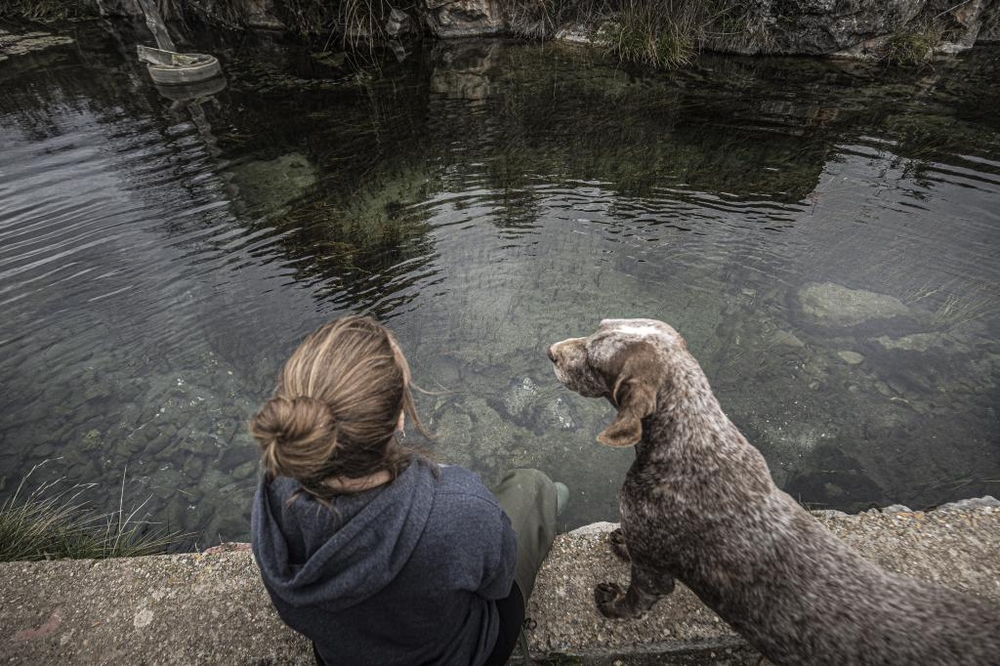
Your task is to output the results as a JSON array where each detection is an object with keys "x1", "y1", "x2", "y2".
[
  {"x1": 632, "y1": 348, "x2": 774, "y2": 500},
  {"x1": 641, "y1": 352, "x2": 740, "y2": 457}
]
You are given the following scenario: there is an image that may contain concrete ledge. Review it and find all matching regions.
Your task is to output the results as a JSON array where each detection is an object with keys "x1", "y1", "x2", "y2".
[{"x1": 2, "y1": 500, "x2": 999, "y2": 664}]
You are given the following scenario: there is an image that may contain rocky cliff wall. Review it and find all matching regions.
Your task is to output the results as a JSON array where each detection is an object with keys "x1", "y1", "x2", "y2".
[
  {"x1": 743, "y1": 0, "x2": 993, "y2": 55},
  {"x1": 71, "y1": 0, "x2": 999, "y2": 55}
]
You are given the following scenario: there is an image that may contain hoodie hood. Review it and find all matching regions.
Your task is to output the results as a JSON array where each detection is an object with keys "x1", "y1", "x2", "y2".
[{"x1": 251, "y1": 460, "x2": 436, "y2": 611}]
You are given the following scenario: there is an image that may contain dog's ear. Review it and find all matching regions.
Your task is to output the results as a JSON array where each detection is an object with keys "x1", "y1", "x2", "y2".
[{"x1": 597, "y1": 348, "x2": 659, "y2": 448}]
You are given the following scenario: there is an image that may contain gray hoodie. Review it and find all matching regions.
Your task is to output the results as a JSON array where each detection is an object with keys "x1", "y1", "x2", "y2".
[{"x1": 251, "y1": 459, "x2": 517, "y2": 665}]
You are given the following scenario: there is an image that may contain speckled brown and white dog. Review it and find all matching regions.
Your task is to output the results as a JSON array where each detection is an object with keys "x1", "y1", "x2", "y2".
[{"x1": 547, "y1": 318, "x2": 1000, "y2": 665}]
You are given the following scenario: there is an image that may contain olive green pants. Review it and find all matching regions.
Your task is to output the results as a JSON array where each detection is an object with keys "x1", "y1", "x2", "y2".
[{"x1": 492, "y1": 468, "x2": 559, "y2": 610}]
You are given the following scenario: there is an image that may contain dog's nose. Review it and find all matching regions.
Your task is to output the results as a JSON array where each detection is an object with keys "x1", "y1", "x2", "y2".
[{"x1": 546, "y1": 345, "x2": 556, "y2": 363}]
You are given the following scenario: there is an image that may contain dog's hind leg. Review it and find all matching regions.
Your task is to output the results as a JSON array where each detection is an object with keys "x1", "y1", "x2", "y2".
[
  {"x1": 609, "y1": 527, "x2": 630, "y2": 561},
  {"x1": 595, "y1": 561, "x2": 675, "y2": 619}
]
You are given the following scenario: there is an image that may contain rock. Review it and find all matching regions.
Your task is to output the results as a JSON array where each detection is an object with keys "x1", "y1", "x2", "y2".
[
  {"x1": 10, "y1": 0, "x2": 988, "y2": 56},
  {"x1": 311, "y1": 51, "x2": 347, "y2": 69},
  {"x1": 218, "y1": 446, "x2": 257, "y2": 473},
  {"x1": 87, "y1": 0, "x2": 142, "y2": 16},
  {"x1": 716, "y1": 0, "x2": 991, "y2": 56},
  {"x1": 798, "y1": 282, "x2": 910, "y2": 328},
  {"x1": 176, "y1": 431, "x2": 221, "y2": 456},
  {"x1": 501, "y1": 376, "x2": 539, "y2": 418},
  {"x1": 837, "y1": 350, "x2": 865, "y2": 365},
  {"x1": 385, "y1": 8, "x2": 415, "y2": 38},
  {"x1": 881, "y1": 503, "x2": 913, "y2": 513},
  {"x1": 81, "y1": 429, "x2": 104, "y2": 452},
  {"x1": 539, "y1": 396, "x2": 576, "y2": 431},
  {"x1": 550, "y1": 0, "x2": 996, "y2": 57},
  {"x1": 499, "y1": 376, "x2": 578, "y2": 431},
  {"x1": 151, "y1": 467, "x2": 185, "y2": 500},
  {"x1": 228, "y1": 152, "x2": 317, "y2": 216},
  {"x1": 874, "y1": 332, "x2": 970, "y2": 353},
  {"x1": 421, "y1": 0, "x2": 503, "y2": 37},
  {"x1": 432, "y1": 410, "x2": 475, "y2": 468},
  {"x1": 554, "y1": 24, "x2": 592, "y2": 44},
  {"x1": 936, "y1": 496, "x2": 1000, "y2": 511},
  {"x1": 231, "y1": 461, "x2": 258, "y2": 481},
  {"x1": 182, "y1": 455, "x2": 206, "y2": 480},
  {"x1": 34, "y1": 443, "x2": 55, "y2": 458},
  {"x1": 243, "y1": 0, "x2": 285, "y2": 30},
  {"x1": 928, "y1": 0, "x2": 991, "y2": 52},
  {"x1": 464, "y1": 397, "x2": 517, "y2": 458},
  {"x1": 771, "y1": 330, "x2": 806, "y2": 348},
  {"x1": 981, "y1": 3, "x2": 1000, "y2": 41},
  {"x1": 765, "y1": 0, "x2": 924, "y2": 55}
]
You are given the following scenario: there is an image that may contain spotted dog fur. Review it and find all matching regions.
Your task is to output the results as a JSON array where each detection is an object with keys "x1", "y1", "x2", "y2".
[{"x1": 548, "y1": 318, "x2": 1000, "y2": 665}]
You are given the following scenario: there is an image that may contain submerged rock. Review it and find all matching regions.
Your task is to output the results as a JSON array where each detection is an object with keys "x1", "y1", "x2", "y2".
[
  {"x1": 539, "y1": 396, "x2": 576, "y2": 431},
  {"x1": 431, "y1": 395, "x2": 539, "y2": 482},
  {"x1": 499, "y1": 376, "x2": 578, "y2": 432},
  {"x1": 837, "y1": 350, "x2": 865, "y2": 365},
  {"x1": 798, "y1": 282, "x2": 911, "y2": 328},
  {"x1": 432, "y1": 409, "x2": 475, "y2": 468},
  {"x1": 771, "y1": 329, "x2": 806, "y2": 348},
  {"x1": 228, "y1": 152, "x2": 317, "y2": 215},
  {"x1": 875, "y1": 332, "x2": 971, "y2": 353},
  {"x1": 500, "y1": 376, "x2": 539, "y2": 419}
]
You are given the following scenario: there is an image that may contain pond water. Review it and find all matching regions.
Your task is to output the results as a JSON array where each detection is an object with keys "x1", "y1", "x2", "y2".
[{"x1": 1, "y1": 21, "x2": 998, "y2": 549}]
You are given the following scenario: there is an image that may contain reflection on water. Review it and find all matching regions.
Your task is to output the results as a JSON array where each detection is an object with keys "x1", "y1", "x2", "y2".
[{"x1": 1, "y1": 23, "x2": 998, "y2": 547}]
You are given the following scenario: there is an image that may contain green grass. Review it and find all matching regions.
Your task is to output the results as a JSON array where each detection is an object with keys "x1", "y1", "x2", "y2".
[
  {"x1": 592, "y1": 0, "x2": 763, "y2": 69},
  {"x1": 0, "y1": 462, "x2": 184, "y2": 562},
  {"x1": 883, "y1": 20, "x2": 944, "y2": 66},
  {"x1": 597, "y1": 15, "x2": 695, "y2": 69}
]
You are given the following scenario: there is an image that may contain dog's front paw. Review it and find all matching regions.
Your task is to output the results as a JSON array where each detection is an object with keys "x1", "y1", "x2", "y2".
[
  {"x1": 594, "y1": 582, "x2": 644, "y2": 620},
  {"x1": 609, "y1": 528, "x2": 630, "y2": 561}
]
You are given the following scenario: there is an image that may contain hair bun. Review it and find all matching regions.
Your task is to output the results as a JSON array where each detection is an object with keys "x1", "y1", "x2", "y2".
[{"x1": 251, "y1": 395, "x2": 335, "y2": 450}]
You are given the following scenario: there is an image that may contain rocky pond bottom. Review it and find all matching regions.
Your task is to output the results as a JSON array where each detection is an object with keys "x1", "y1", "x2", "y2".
[{"x1": 0, "y1": 22, "x2": 998, "y2": 548}]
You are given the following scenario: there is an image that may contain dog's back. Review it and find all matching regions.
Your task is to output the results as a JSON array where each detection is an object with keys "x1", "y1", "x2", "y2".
[{"x1": 626, "y1": 340, "x2": 1000, "y2": 665}]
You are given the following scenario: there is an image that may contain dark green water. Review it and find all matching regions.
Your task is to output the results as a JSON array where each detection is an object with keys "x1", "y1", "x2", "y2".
[{"x1": 1, "y1": 21, "x2": 998, "y2": 548}]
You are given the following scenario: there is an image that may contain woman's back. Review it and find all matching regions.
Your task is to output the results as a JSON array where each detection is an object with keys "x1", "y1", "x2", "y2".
[{"x1": 252, "y1": 461, "x2": 517, "y2": 666}]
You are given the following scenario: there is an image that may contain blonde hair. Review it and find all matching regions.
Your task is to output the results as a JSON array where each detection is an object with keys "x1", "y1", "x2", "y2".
[{"x1": 250, "y1": 315, "x2": 428, "y2": 499}]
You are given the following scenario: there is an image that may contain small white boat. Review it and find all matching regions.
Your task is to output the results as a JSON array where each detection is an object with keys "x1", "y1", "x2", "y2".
[{"x1": 137, "y1": 45, "x2": 221, "y2": 85}]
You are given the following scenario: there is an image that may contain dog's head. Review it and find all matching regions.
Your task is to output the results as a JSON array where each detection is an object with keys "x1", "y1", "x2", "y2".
[{"x1": 547, "y1": 318, "x2": 685, "y2": 448}]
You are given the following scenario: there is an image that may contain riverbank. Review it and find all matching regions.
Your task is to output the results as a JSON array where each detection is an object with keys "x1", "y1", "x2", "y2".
[
  {"x1": 2, "y1": 0, "x2": 998, "y2": 66},
  {"x1": 2, "y1": 498, "x2": 998, "y2": 664}
]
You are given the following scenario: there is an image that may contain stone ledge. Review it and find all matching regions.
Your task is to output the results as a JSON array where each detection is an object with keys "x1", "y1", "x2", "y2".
[{"x1": 1, "y1": 499, "x2": 998, "y2": 665}]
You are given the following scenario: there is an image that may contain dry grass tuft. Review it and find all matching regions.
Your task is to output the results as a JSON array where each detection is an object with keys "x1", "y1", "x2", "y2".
[{"x1": 0, "y1": 462, "x2": 186, "y2": 562}]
